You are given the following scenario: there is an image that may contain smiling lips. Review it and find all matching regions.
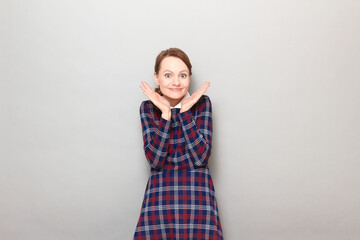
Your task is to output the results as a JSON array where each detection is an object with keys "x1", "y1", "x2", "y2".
[{"x1": 170, "y1": 88, "x2": 182, "y2": 92}]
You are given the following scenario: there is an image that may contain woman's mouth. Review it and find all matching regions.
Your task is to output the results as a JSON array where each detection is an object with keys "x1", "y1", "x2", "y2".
[{"x1": 169, "y1": 88, "x2": 182, "y2": 92}]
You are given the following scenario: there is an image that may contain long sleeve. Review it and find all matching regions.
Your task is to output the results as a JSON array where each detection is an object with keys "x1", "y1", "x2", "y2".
[
  {"x1": 178, "y1": 95, "x2": 213, "y2": 167},
  {"x1": 140, "y1": 101, "x2": 171, "y2": 170}
]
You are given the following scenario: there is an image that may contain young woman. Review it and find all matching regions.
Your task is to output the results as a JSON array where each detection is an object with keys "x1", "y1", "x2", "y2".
[{"x1": 134, "y1": 48, "x2": 223, "y2": 239}]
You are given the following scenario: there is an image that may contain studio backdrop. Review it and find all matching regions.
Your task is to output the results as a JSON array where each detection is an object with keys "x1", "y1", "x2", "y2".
[{"x1": 1, "y1": 0, "x2": 360, "y2": 239}]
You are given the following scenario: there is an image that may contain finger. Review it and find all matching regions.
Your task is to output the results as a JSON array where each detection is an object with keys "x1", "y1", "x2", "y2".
[
  {"x1": 190, "y1": 83, "x2": 210, "y2": 103},
  {"x1": 140, "y1": 84, "x2": 147, "y2": 91},
  {"x1": 142, "y1": 87, "x2": 159, "y2": 104},
  {"x1": 141, "y1": 81, "x2": 155, "y2": 93},
  {"x1": 193, "y1": 82, "x2": 210, "y2": 97},
  {"x1": 200, "y1": 83, "x2": 210, "y2": 95},
  {"x1": 142, "y1": 87, "x2": 154, "y2": 99},
  {"x1": 198, "y1": 82, "x2": 210, "y2": 95},
  {"x1": 142, "y1": 83, "x2": 158, "y2": 97},
  {"x1": 146, "y1": 90, "x2": 163, "y2": 105},
  {"x1": 196, "y1": 81, "x2": 210, "y2": 93},
  {"x1": 141, "y1": 85, "x2": 154, "y2": 99},
  {"x1": 142, "y1": 90, "x2": 153, "y2": 101},
  {"x1": 144, "y1": 81, "x2": 155, "y2": 91},
  {"x1": 200, "y1": 81, "x2": 210, "y2": 91}
]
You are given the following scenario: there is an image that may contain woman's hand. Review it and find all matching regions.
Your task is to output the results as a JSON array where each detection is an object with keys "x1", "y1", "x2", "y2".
[
  {"x1": 140, "y1": 81, "x2": 171, "y2": 120},
  {"x1": 180, "y1": 81, "x2": 210, "y2": 113}
]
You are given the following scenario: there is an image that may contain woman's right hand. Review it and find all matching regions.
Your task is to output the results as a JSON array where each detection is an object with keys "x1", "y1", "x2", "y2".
[{"x1": 140, "y1": 81, "x2": 171, "y2": 120}]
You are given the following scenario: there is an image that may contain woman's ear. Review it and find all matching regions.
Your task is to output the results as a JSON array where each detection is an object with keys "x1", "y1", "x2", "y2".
[{"x1": 154, "y1": 72, "x2": 159, "y2": 85}]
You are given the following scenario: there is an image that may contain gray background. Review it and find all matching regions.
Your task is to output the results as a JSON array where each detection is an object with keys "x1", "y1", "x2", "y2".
[{"x1": 1, "y1": 0, "x2": 360, "y2": 239}]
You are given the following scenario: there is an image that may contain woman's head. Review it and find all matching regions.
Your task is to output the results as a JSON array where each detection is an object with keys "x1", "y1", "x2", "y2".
[
  {"x1": 154, "y1": 48, "x2": 192, "y2": 76},
  {"x1": 154, "y1": 48, "x2": 192, "y2": 106}
]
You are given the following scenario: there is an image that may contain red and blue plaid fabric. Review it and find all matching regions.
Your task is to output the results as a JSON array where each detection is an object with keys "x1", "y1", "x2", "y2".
[{"x1": 134, "y1": 95, "x2": 223, "y2": 240}]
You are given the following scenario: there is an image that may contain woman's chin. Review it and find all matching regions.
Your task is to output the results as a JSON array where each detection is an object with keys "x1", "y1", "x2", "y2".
[{"x1": 164, "y1": 91, "x2": 186, "y2": 100}]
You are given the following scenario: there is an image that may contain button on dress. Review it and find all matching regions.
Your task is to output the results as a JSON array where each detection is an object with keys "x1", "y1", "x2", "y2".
[{"x1": 133, "y1": 94, "x2": 223, "y2": 240}]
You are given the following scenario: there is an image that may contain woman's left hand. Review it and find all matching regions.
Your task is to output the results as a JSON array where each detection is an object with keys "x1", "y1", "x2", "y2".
[{"x1": 180, "y1": 81, "x2": 210, "y2": 113}]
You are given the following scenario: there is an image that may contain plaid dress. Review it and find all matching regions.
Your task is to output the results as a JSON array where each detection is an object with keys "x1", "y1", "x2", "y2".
[{"x1": 133, "y1": 95, "x2": 223, "y2": 240}]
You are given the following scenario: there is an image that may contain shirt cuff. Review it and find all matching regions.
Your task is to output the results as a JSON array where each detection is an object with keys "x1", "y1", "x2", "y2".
[
  {"x1": 179, "y1": 109, "x2": 193, "y2": 126},
  {"x1": 159, "y1": 116, "x2": 171, "y2": 133}
]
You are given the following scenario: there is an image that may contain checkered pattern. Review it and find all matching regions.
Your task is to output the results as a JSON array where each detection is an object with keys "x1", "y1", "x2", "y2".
[{"x1": 134, "y1": 95, "x2": 223, "y2": 240}]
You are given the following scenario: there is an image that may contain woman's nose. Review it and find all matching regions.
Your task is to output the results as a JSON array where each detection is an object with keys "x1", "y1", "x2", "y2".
[{"x1": 172, "y1": 77, "x2": 180, "y2": 85}]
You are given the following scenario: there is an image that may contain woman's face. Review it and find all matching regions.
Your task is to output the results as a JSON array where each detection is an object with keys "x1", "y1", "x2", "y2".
[{"x1": 154, "y1": 56, "x2": 190, "y2": 106}]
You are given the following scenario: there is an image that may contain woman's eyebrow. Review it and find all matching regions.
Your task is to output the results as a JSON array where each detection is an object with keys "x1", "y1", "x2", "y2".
[{"x1": 162, "y1": 69, "x2": 189, "y2": 73}]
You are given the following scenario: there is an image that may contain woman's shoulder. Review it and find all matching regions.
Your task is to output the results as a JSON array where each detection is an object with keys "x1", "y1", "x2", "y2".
[
  {"x1": 196, "y1": 94, "x2": 212, "y2": 107},
  {"x1": 191, "y1": 94, "x2": 212, "y2": 114},
  {"x1": 200, "y1": 94, "x2": 211, "y2": 102},
  {"x1": 140, "y1": 99, "x2": 155, "y2": 109},
  {"x1": 140, "y1": 99, "x2": 152, "y2": 108},
  {"x1": 140, "y1": 100, "x2": 161, "y2": 114}
]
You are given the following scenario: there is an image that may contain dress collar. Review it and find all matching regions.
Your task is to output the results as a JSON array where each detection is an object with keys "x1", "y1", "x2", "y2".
[{"x1": 170, "y1": 92, "x2": 190, "y2": 109}]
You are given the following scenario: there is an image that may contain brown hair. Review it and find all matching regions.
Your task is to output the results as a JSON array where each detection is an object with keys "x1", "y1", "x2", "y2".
[{"x1": 154, "y1": 48, "x2": 192, "y2": 95}]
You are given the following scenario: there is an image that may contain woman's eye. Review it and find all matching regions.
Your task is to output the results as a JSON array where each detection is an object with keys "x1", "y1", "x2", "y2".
[
  {"x1": 165, "y1": 74, "x2": 171, "y2": 78},
  {"x1": 180, "y1": 74, "x2": 187, "y2": 78}
]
